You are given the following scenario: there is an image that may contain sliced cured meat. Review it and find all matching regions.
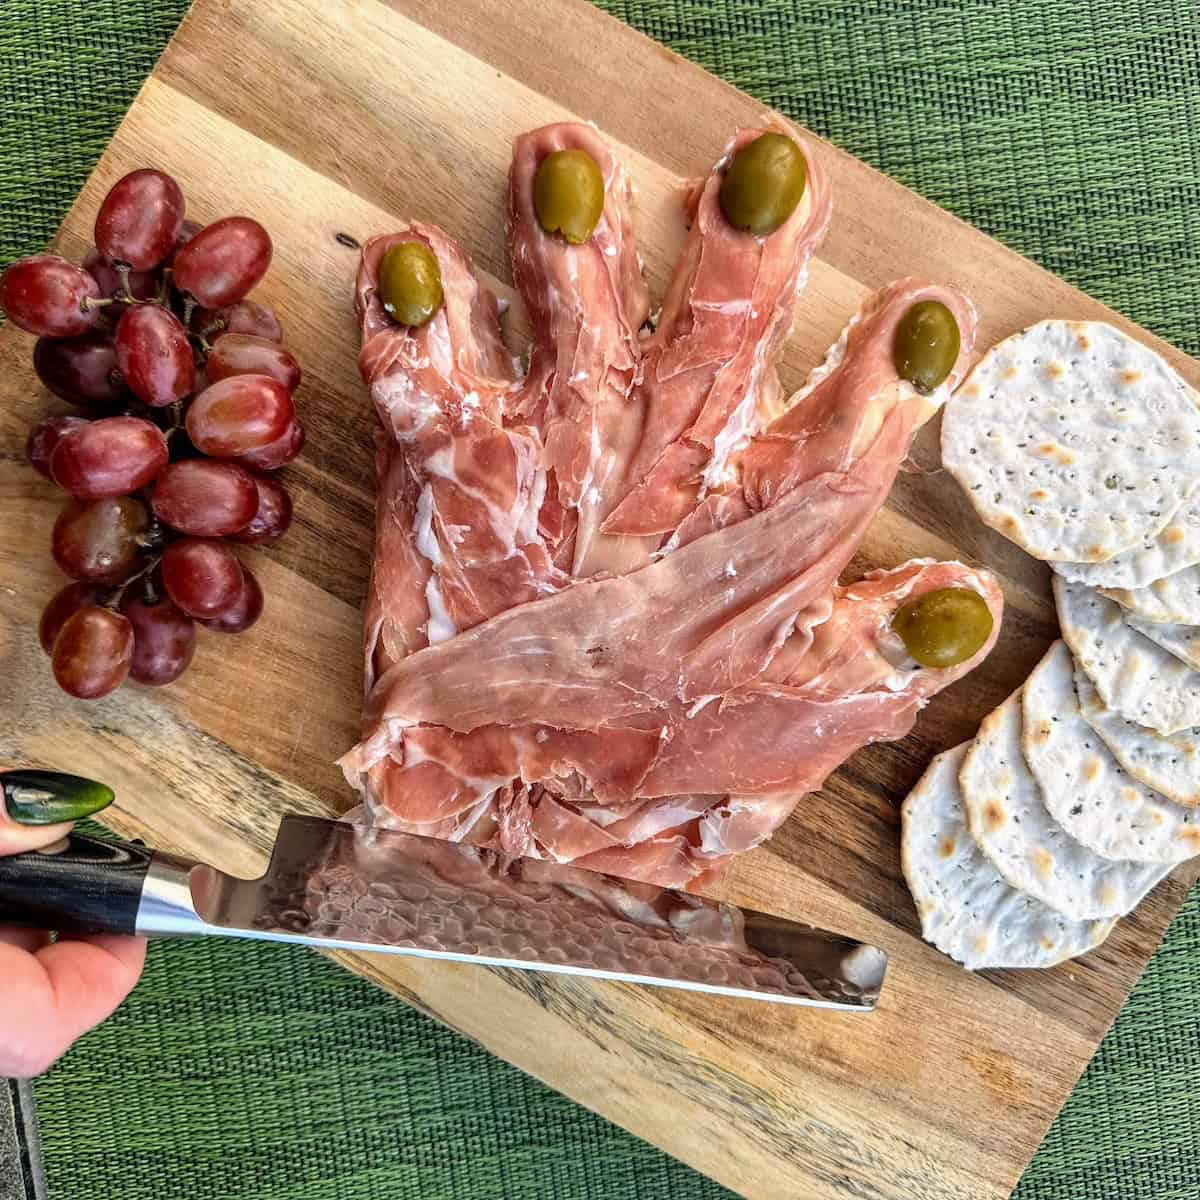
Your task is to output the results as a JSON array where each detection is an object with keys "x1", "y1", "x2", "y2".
[
  {"x1": 345, "y1": 121, "x2": 1000, "y2": 889},
  {"x1": 602, "y1": 122, "x2": 832, "y2": 539},
  {"x1": 640, "y1": 562, "x2": 1003, "y2": 799},
  {"x1": 357, "y1": 227, "x2": 564, "y2": 653},
  {"x1": 508, "y1": 123, "x2": 651, "y2": 578},
  {"x1": 352, "y1": 279, "x2": 978, "y2": 752}
]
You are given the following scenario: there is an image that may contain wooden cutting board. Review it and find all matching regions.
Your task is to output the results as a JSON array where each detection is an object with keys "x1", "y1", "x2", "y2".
[{"x1": 3, "y1": 1, "x2": 1197, "y2": 1196}]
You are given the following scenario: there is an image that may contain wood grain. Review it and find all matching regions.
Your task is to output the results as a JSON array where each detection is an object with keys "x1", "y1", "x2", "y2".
[{"x1": 2, "y1": 1, "x2": 1197, "y2": 1196}]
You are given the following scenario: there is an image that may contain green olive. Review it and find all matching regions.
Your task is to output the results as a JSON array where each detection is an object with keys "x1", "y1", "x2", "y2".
[
  {"x1": 533, "y1": 149, "x2": 605, "y2": 245},
  {"x1": 892, "y1": 588, "x2": 994, "y2": 669},
  {"x1": 893, "y1": 300, "x2": 960, "y2": 395},
  {"x1": 379, "y1": 242, "x2": 443, "y2": 327},
  {"x1": 718, "y1": 132, "x2": 807, "y2": 236}
]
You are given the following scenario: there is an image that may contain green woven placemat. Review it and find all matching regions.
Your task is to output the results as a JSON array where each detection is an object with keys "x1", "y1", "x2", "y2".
[{"x1": 4, "y1": 1, "x2": 1200, "y2": 1197}]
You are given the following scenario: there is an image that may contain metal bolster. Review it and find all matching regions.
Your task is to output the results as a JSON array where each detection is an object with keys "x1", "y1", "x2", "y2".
[{"x1": 134, "y1": 854, "x2": 214, "y2": 938}]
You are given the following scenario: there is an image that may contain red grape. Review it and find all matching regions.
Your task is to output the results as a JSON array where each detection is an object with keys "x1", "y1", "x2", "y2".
[
  {"x1": 200, "y1": 299, "x2": 282, "y2": 342},
  {"x1": 119, "y1": 592, "x2": 195, "y2": 685},
  {"x1": 161, "y1": 537, "x2": 243, "y2": 618},
  {"x1": 27, "y1": 416, "x2": 88, "y2": 479},
  {"x1": 185, "y1": 375, "x2": 293, "y2": 457},
  {"x1": 52, "y1": 495, "x2": 149, "y2": 582},
  {"x1": 199, "y1": 565, "x2": 263, "y2": 633},
  {"x1": 1, "y1": 255, "x2": 101, "y2": 338},
  {"x1": 33, "y1": 332, "x2": 123, "y2": 408},
  {"x1": 151, "y1": 459, "x2": 257, "y2": 536},
  {"x1": 94, "y1": 169, "x2": 185, "y2": 270},
  {"x1": 207, "y1": 334, "x2": 300, "y2": 391},
  {"x1": 114, "y1": 304, "x2": 195, "y2": 406},
  {"x1": 82, "y1": 248, "x2": 157, "y2": 301},
  {"x1": 230, "y1": 471, "x2": 293, "y2": 544},
  {"x1": 236, "y1": 418, "x2": 305, "y2": 470},
  {"x1": 172, "y1": 219, "x2": 202, "y2": 258},
  {"x1": 49, "y1": 415, "x2": 168, "y2": 498},
  {"x1": 51, "y1": 605, "x2": 134, "y2": 699},
  {"x1": 39, "y1": 582, "x2": 106, "y2": 653},
  {"x1": 173, "y1": 217, "x2": 272, "y2": 308}
]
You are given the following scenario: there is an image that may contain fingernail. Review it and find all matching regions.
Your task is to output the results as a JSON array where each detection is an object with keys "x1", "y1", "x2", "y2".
[{"x1": 2, "y1": 770, "x2": 115, "y2": 825}]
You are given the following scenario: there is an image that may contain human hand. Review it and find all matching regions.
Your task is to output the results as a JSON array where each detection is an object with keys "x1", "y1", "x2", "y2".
[{"x1": 1, "y1": 770, "x2": 146, "y2": 1078}]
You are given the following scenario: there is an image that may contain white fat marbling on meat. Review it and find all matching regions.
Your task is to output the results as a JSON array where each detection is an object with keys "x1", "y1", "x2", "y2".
[
  {"x1": 422, "y1": 437, "x2": 546, "y2": 560},
  {"x1": 414, "y1": 484, "x2": 442, "y2": 565},
  {"x1": 413, "y1": 483, "x2": 455, "y2": 642},
  {"x1": 516, "y1": 455, "x2": 548, "y2": 547},
  {"x1": 724, "y1": 560, "x2": 737, "y2": 578},
  {"x1": 424, "y1": 577, "x2": 456, "y2": 644},
  {"x1": 686, "y1": 694, "x2": 720, "y2": 718},
  {"x1": 703, "y1": 380, "x2": 760, "y2": 491},
  {"x1": 424, "y1": 314, "x2": 454, "y2": 376}
]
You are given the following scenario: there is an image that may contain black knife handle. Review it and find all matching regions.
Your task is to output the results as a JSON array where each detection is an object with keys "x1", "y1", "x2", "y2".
[{"x1": 0, "y1": 832, "x2": 153, "y2": 936}]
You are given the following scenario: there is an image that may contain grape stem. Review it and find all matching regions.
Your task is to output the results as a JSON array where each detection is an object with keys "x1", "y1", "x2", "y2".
[
  {"x1": 106, "y1": 555, "x2": 161, "y2": 610},
  {"x1": 162, "y1": 400, "x2": 186, "y2": 442},
  {"x1": 115, "y1": 262, "x2": 134, "y2": 301}
]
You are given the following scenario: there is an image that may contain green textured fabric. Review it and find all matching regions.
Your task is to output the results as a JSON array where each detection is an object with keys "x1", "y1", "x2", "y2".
[{"x1": 4, "y1": 1, "x2": 1200, "y2": 1197}]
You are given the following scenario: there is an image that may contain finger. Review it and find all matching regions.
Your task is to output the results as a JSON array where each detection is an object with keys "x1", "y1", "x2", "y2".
[
  {"x1": 0, "y1": 936, "x2": 147, "y2": 1078},
  {"x1": 508, "y1": 123, "x2": 650, "y2": 577},
  {"x1": 1, "y1": 768, "x2": 116, "y2": 855},
  {"x1": 0, "y1": 925, "x2": 51, "y2": 953},
  {"x1": 0, "y1": 816, "x2": 76, "y2": 855},
  {"x1": 602, "y1": 122, "x2": 832, "y2": 541},
  {"x1": 358, "y1": 228, "x2": 560, "y2": 642}
]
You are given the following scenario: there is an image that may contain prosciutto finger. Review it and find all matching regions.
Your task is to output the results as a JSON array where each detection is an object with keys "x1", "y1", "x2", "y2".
[
  {"x1": 603, "y1": 120, "x2": 832, "y2": 540},
  {"x1": 508, "y1": 123, "x2": 651, "y2": 577}
]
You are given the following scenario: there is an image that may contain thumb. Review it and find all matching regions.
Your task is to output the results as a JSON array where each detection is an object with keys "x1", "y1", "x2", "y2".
[{"x1": 0, "y1": 770, "x2": 115, "y2": 855}]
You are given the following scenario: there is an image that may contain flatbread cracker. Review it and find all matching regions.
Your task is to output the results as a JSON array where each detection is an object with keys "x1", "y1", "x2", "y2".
[
  {"x1": 1021, "y1": 641, "x2": 1200, "y2": 863},
  {"x1": 1054, "y1": 574, "x2": 1200, "y2": 734},
  {"x1": 1055, "y1": 494, "x2": 1200, "y2": 589},
  {"x1": 1127, "y1": 615, "x2": 1200, "y2": 670},
  {"x1": 942, "y1": 320, "x2": 1200, "y2": 563},
  {"x1": 901, "y1": 743, "x2": 1114, "y2": 969},
  {"x1": 960, "y1": 692, "x2": 1168, "y2": 919},
  {"x1": 1105, "y1": 562, "x2": 1200, "y2": 625},
  {"x1": 1075, "y1": 666, "x2": 1200, "y2": 806}
]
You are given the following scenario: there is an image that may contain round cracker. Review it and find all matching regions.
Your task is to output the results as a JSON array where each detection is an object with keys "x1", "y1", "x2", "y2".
[
  {"x1": 1021, "y1": 640, "x2": 1200, "y2": 863},
  {"x1": 960, "y1": 692, "x2": 1168, "y2": 919},
  {"x1": 1105, "y1": 562, "x2": 1200, "y2": 625},
  {"x1": 1054, "y1": 492, "x2": 1200, "y2": 589},
  {"x1": 1126, "y1": 615, "x2": 1200, "y2": 670},
  {"x1": 1054, "y1": 574, "x2": 1200, "y2": 735},
  {"x1": 901, "y1": 743, "x2": 1114, "y2": 969},
  {"x1": 1075, "y1": 666, "x2": 1200, "y2": 806},
  {"x1": 942, "y1": 320, "x2": 1200, "y2": 563}
]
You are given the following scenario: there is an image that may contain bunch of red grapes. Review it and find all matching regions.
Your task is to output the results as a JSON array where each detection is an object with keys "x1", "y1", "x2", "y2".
[{"x1": 1, "y1": 169, "x2": 303, "y2": 700}]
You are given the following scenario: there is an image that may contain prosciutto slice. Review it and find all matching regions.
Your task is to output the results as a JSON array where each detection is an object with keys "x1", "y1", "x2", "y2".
[
  {"x1": 602, "y1": 123, "x2": 832, "y2": 538},
  {"x1": 343, "y1": 121, "x2": 1001, "y2": 888},
  {"x1": 508, "y1": 124, "x2": 650, "y2": 578}
]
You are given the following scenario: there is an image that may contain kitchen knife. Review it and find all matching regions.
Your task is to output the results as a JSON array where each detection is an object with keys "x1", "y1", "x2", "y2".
[{"x1": 0, "y1": 812, "x2": 886, "y2": 1010}]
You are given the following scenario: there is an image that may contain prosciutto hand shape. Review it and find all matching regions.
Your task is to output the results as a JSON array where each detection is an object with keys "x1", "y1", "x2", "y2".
[{"x1": 342, "y1": 120, "x2": 1002, "y2": 889}]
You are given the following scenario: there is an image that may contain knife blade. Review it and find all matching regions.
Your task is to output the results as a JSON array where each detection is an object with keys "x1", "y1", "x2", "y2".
[{"x1": 0, "y1": 814, "x2": 886, "y2": 1010}]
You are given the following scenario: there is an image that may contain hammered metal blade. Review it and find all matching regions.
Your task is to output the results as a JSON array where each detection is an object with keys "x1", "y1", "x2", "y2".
[{"x1": 191, "y1": 816, "x2": 886, "y2": 1009}]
